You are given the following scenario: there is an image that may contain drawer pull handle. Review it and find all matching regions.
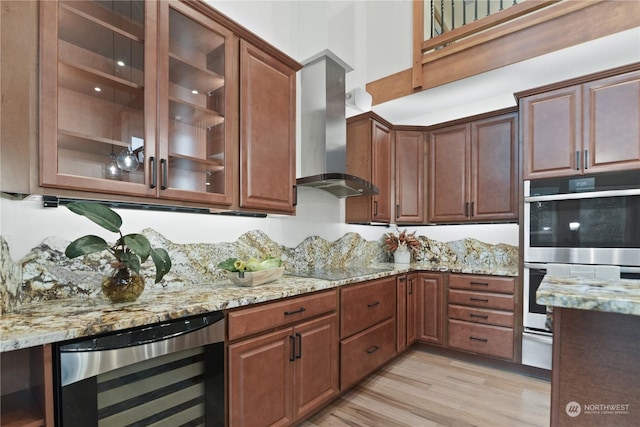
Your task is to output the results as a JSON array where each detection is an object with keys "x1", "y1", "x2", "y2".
[
  {"x1": 284, "y1": 307, "x2": 306, "y2": 316},
  {"x1": 367, "y1": 301, "x2": 380, "y2": 308},
  {"x1": 366, "y1": 345, "x2": 380, "y2": 354},
  {"x1": 470, "y1": 281, "x2": 489, "y2": 286},
  {"x1": 470, "y1": 297, "x2": 489, "y2": 302},
  {"x1": 470, "y1": 336, "x2": 488, "y2": 343},
  {"x1": 470, "y1": 313, "x2": 489, "y2": 319}
]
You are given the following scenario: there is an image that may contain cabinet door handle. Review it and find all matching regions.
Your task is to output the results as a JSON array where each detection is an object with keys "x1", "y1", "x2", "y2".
[
  {"x1": 470, "y1": 336, "x2": 488, "y2": 343},
  {"x1": 149, "y1": 156, "x2": 157, "y2": 189},
  {"x1": 464, "y1": 202, "x2": 469, "y2": 217},
  {"x1": 293, "y1": 185, "x2": 298, "y2": 206},
  {"x1": 289, "y1": 335, "x2": 296, "y2": 362},
  {"x1": 408, "y1": 279, "x2": 413, "y2": 295},
  {"x1": 295, "y1": 332, "x2": 302, "y2": 359},
  {"x1": 366, "y1": 345, "x2": 380, "y2": 354},
  {"x1": 470, "y1": 297, "x2": 489, "y2": 302},
  {"x1": 367, "y1": 301, "x2": 380, "y2": 308},
  {"x1": 470, "y1": 202, "x2": 474, "y2": 217},
  {"x1": 470, "y1": 281, "x2": 489, "y2": 287},
  {"x1": 160, "y1": 158, "x2": 168, "y2": 190},
  {"x1": 470, "y1": 313, "x2": 489, "y2": 319},
  {"x1": 576, "y1": 150, "x2": 581, "y2": 170},
  {"x1": 396, "y1": 204, "x2": 400, "y2": 219},
  {"x1": 584, "y1": 149, "x2": 589, "y2": 170},
  {"x1": 284, "y1": 307, "x2": 306, "y2": 316},
  {"x1": 374, "y1": 200, "x2": 378, "y2": 216}
]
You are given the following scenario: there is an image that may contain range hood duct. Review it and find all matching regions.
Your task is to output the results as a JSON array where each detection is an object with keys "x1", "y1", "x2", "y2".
[{"x1": 296, "y1": 52, "x2": 378, "y2": 198}]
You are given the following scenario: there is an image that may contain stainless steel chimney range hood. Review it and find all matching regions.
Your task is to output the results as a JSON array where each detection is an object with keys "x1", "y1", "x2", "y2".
[{"x1": 296, "y1": 51, "x2": 379, "y2": 198}]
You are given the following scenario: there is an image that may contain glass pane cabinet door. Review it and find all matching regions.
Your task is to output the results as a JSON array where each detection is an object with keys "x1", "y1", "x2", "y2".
[
  {"x1": 157, "y1": 3, "x2": 234, "y2": 205},
  {"x1": 40, "y1": 0, "x2": 156, "y2": 196}
]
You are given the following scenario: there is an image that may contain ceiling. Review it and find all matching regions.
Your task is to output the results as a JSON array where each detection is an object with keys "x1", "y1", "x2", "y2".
[{"x1": 368, "y1": 28, "x2": 640, "y2": 127}]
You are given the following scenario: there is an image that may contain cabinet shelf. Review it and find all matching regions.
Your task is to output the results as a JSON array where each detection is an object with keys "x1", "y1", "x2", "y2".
[
  {"x1": 60, "y1": 1, "x2": 144, "y2": 43},
  {"x1": 169, "y1": 153, "x2": 225, "y2": 172},
  {"x1": 169, "y1": 98, "x2": 224, "y2": 128},
  {"x1": 0, "y1": 390, "x2": 44, "y2": 427},
  {"x1": 59, "y1": 129, "x2": 130, "y2": 155},
  {"x1": 59, "y1": 61, "x2": 144, "y2": 109},
  {"x1": 169, "y1": 54, "x2": 224, "y2": 95}
]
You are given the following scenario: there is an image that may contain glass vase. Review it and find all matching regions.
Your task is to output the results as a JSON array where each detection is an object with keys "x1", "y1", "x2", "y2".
[{"x1": 102, "y1": 267, "x2": 145, "y2": 303}]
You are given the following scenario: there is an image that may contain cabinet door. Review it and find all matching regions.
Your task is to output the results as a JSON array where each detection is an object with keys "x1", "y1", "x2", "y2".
[
  {"x1": 471, "y1": 113, "x2": 518, "y2": 221},
  {"x1": 239, "y1": 40, "x2": 297, "y2": 214},
  {"x1": 372, "y1": 120, "x2": 393, "y2": 222},
  {"x1": 521, "y1": 86, "x2": 582, "y2": 179},
  {"x1": 156, "y1": 1, "x2": 235, "y2": 205},
  {"x1": 406, "y1": 274, "x2": 418, "y2": 346},
  {"x1": 346, "y1": 118, "x2": 374, "y2": 223},
  {"x1": 395, "y1": 130, "x2": 425, "y2": 223},
  {"x1": 396, "y1": 276, "x2": 408, "y2": 353},
  {"x1": 428, "y1": 124, "x2": 469, "y2": 222},
  {"x1": 583, "y1": 71, "x2": 640, "y2": 173},
  {"x1": 417, "y1": 273, "x2": 444, "y2": 345},
  {"x1": 228, "y1": 329, "x2": 293, "y2": 427},
  {"x1": 40, "y1": 0, "x2": 158, "y2": 197},
  {"x1": 292, "y1": 314, "x2": 339, "y2": 421}
]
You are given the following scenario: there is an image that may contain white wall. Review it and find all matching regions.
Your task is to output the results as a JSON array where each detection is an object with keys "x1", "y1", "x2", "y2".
[{"x1": 0, "y1": 0, "x2": 518, "y2": 261}]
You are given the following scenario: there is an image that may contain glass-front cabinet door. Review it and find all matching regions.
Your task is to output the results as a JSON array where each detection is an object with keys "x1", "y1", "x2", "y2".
[
  {"x1": 156, "y1": 2, "x2": 235, "y2": 205},
  {"x1": 40, "y1": 0, "x2": 157, "y2": 197}
]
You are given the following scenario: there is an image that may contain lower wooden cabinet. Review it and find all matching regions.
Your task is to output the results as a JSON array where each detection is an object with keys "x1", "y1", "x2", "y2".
[
  {"x1": 396, "y1": 273, "x2": 417, "y2": 353},
  {"x1": 416, "y1": 272, "x2": 445, "y2": 345},
  {"x1": 227, "y1": 291, "x2": 339, "y2": 427}
]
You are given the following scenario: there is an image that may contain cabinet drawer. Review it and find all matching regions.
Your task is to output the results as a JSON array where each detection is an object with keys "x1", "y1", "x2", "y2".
[
  {"x1": 340, "y1": 317, "x2": 396, "y2": 390},
  {"x1": 449, "y1": 274, "x2": 515, "y2": 294},
  {"x1": 448, "y1": 289, "x2": 514, "y2": 311},
  {"x1": 227, "y1": 290, "x2": 337, "y2": 341},
  {"x1": 340, "y1": 277, "x2": 396, "y2": 338},
  {"x1": 448, "y1": 319, "x2": 513, "y2": 360},
  {"x1": 448, "y1": 304, "x2": 514, "y2": 328}
]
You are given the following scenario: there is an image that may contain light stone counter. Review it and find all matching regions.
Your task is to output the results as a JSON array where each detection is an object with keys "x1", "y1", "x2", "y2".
[{"x1": 537, "y1": 275, "x2": 640, "y2": 316}]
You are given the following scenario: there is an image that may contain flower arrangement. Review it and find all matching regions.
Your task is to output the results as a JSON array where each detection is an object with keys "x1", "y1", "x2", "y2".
[{"x1": 383, "y1": 228, "x2": 421, "y2": 259}]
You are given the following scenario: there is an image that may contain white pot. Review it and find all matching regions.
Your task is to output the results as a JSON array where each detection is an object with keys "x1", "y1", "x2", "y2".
[{"x1": 393, "y1": 246, "x2": 411, "y2": 264}]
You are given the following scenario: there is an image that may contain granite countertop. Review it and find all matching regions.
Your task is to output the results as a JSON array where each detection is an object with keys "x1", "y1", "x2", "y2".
[
  {"x1": 0, "y1": 262, "x2": 516, "y2": 352},
  {"x1": 537, "y1": 275, "x2": 640, "y2": 316}
]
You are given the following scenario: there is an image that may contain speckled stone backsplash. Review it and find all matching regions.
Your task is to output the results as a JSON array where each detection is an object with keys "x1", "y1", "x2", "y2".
[{"x1": 0, "y1": 230, "x2": 518, "y2": 313}]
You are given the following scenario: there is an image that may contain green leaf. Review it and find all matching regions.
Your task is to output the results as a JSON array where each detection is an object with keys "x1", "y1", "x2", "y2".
[
  {"x1": 123, "y1": 234, "x2": 151, "y2": 262},
  {"x1": 150, "y1": 247, "x2": 172, "y2": 283},
  {"x1": 65, "y1": 235, "x2": 110, "y2": 258},
  {"x1": 217, "y1": 257, "x2": 238, "y2": 271},
  {"x1": 119, "y1": 251, "x2": 141, "y2": 274},
  {"x1": 66, "y1": 202, "x2": 122, "y2": 233}
]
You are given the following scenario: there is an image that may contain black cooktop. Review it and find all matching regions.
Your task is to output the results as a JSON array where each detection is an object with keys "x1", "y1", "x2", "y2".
[{"x1": 286, "y1": 266, "x2": 394, "y2": 281}]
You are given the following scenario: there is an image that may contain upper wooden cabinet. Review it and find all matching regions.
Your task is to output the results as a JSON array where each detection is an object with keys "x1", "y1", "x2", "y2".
[
  {"x1": 394, "y1": 130, "x2": 426, "y2": 224},
  {"x1": 36, "y1": 0, "x2": 299, "y2": 213},
  {"x1": 239, "y1": 40, "x2": 297, "y2": 214},
  {"x1": 346, "y1": 113, "x2": 393, "y2": 224},
  {"x1": 521, "y1": 70, "x2": 640, "y2": 179},
  {"x1": 428, "y1": 112, "x2": 518, "y2": 223}
]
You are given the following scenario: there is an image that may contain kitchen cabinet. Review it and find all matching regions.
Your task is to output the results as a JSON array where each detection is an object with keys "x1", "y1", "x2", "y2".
[
  {"x1": 394, "y1": 130, "x2": 426, "y2": 224},
  {"x1": 227, "y1": 290, "x2": 338, "y2": 427},
  {"x1": 396, "y1": 273, "x2": 418, "y2": 353},
  {"x1": 239, "y1": 40, "x2": 297, "y2": 214},
  {"x1": 428, "y1": 111, "x2": 518, "y2": 223},
  {"x1": 416, "y1": 272, "x2": 445, "y2": 345},
  {"x1": 0, "y1": 345, "x2": 54, "y2": 427},
  {"x1": 346, "y1": 112, "x2": 393, "y2": 224},
  {"x1": 340, "y1": 276, "x2": 397, "y2": 390},
  {"x1": 447, "y1": 273, "x2": 515, "y2": 360},
  {"x1": 36, "y1": 0, "x2": 299, "y2": 213},
  {"x1": 521, "y1": 69, "x2": 640, "y2": 179}
]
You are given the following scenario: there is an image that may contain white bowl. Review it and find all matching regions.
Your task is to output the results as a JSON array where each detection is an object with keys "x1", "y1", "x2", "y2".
[{"x1": 226, "y1": 266, "x2": 285, "y2": 287}]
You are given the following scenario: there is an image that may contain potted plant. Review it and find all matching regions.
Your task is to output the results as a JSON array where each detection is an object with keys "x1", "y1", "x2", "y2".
[
  {"x1": 383, "y1": 228, "x2": 421, "y2": 264},
  {"x1": 64, "y1": 202, "x2": 172, "y2": 302}
]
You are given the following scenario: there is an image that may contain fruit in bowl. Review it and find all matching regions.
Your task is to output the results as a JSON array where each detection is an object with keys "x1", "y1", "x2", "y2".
[{"x1": 218, "y1": 257, "x2": 284, "y2": 287}]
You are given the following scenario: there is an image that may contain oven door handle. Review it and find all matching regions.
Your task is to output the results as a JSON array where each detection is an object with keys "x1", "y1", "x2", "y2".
[{"x1": 525, "y1": 187, "x2": 640, "y2": 202}]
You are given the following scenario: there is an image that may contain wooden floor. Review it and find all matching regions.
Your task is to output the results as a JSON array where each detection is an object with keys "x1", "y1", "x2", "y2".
[{"x1": 299, "y1": 349, "x2": 551, "y2": 427}]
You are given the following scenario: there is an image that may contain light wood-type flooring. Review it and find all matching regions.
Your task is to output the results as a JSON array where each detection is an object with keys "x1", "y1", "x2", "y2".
[{"x1": 299, "y1": 349, "x2": 550, "y2": 427}]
